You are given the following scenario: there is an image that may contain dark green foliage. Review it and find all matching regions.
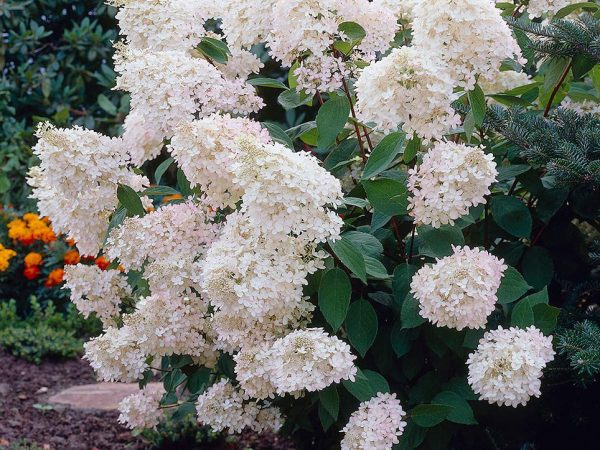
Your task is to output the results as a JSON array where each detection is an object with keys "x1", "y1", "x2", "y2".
[
  {"x1": 508, "y1": 14, "x2": 600, "y2": 62},
  {"x1": 485, "y1": 105, "x2": 600, "y2": 186},
  {"x1": 141, "y1": 414, "x2": 227, "y2": 450},
  {"x1": 0, "y1": 297, "x2": 101, "y2": 363},
  {"x1": 0, "y1": 0, "x2": 124, "y2": 208},
  {"x1": 556, "y1": 320, "x2": 600, "y2": 383}
]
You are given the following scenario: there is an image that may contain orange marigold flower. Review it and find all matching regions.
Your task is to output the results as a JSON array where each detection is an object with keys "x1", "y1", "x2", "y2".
[
  {"x1": 0, "y1": 245, "x2": 17, "y2": 272},
  {"x1": 66, "y1": 238, "x2": 77, "y2": 247},
  {"x1": 64, "y1": 249, "x2": 81, "y2": 265},
  {"x1": 24, "y1": 252, "x2": 43, "y2": 267},
  {"x1": 23, "y1": 265, "x2": 41, "y2": 280},
  {"x1": 95, "y1": 256, "x2": 110, "y2": 270},
  {"x1": 23, "y1": 213, "x2": 40, "y2": 222},
  {"x1": 45, "y1": 268, "x2": 65, "y2": 287}
]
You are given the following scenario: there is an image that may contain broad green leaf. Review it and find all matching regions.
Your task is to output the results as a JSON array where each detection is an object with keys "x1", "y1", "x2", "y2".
[
  {"x1": 346, "y1": 299, "x2": 378, "y2": 357},
  {"x1": 154, "y1": 157, "x2": 173, "y2": 185},
  {"x1": 363, "y1": 370, "x2": 390, "y2": 394},
  {"x1": 364, "y1": 256, "x2": 390, "y2": 279},
  {"x1": 278, "y1": 89, "x2": 312, "y2": 110},
  {"x1": 97, "y1": 94, "x2": 117, "y2": 115},
  {"x1": 344, "y1": 197, "x2": 370, "y2": 208},
  {"x1": 555, "y1": 2, "x2": 599, "y2": 19},
  {"x1": 329, "y1": 237, "x2": 367, "y2": 284},
  {"x1": 318, "y1": 404, "x2": 335, "y2": 431},
  {"x1": 343, "y1": 368, "x2": 375, "y2": 401},
  {"x1": 522, "y1": 246, "x2": 554, "y2": 290},
  {"x1": 468, "y1": 84, "x2": 486, "y2": 127},
  {"x1": 362, "y1": 132, "x2": 405, "y2": 180},
  {"x1": 533, "y1": 303, "x2": 560, "y2": 334},
  {"x1": 317, "y1": 96, "x2": 350, "y2": 148},
  {"x1": 401, "y1": 293, "x2": 426, "y2": 329},
  {"x1": 417, "y1": 225, "x2": 465, "y2": 258},
  {"x1": 177, "y1": 168, "x2": 193, "y2": 197},
  {"x1": 491, "y1": 195, "x2": 532, "y2": 238},
  {"x1": 432, "y1": 391, "x2": 477, "y2": 425},
  {"x1": 392, "y1": 264, "x2": 419, "y2": 309},
  {"x1": 403, "y1": 136, "x2": 421, "y2": 163},
  {"x1": 319, "y1": 385, "x2": 339, "y2": 420},
  {"x1": 186, "y1": 368, "x2": 211, "y2": 394},
  {"x1": 411, "y1": 404, "x2": 454, "y2": 428},
  {"x1": 197, "y1": 37, "x2": 229, "y2": 63},
  {"x1": 338, "y1": 21, "x2": 366, "y2": 40},
  {"x1": 497, "y1": 266, "x2": 531, "y2": 304},
  {"x1": 390, "y1": 321, "x2": 418, "y2": 357},
  {"x1": 363, "y1": 179, "x2": 408, "y2": 217},
  {"x1": 263, "y1": 122, "x2": 294, "y2": 149},
  {"x1": 342, "y1": 231, "x2": 383, "y2": 257},
  {"x1": 318, "y1": 268, "x2": 352, "y2": 332},
  {"x1": 247, "y1": 77, "x2": 288, "y2": 89},
  {"x1": 511, "y1": 289, "x2": 548, "y2": 328},
  {"x1": 496, "y1": 164, "x2": 530, "y2": 182},
  {"x1": 117, "y1": 184, "x2": 145, "y2": 217},
  {"x1": 144, "y1": 186, "x2": 180, "y2": 196}
]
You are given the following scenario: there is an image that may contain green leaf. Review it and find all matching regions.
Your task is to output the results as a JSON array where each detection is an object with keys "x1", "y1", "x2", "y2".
[
  {"x1": 144, "y1": 186, "x2": 180, "y2": 196},
  {"x1": 393, "y1": 264, "x2": 419, "y2": 310},
  {"x1": 318, "y1": 403, "x2": 335, "y2": 431},
  {"x1": 0, "y1": 174, "x2": 10, "y2": 194},
  {"x1": 186, "y1": 368, "x2": 211, "y2": 394},
  {"x1": 362, "y1": 132, "x2": 405, "y2": 180},
  {"x1": 318, "y1": 268, "x2": 352, "y2": 332},
  {"x1": 117, "y1": 184, "x2": 145, "y2": 217},
  {"x1": 97, "y1": 94, "x2": 117, "y2": 115},
  {"x1": 390, "y1": 321, "x2": 418, "y2": 357},
  {"x1": 491, "y1": 195, "x2": 532, "y2": 238},
  {"x1": 338, "y1": 21, "x2": 366, "y2": 41},
  {"x1": 555, "y1": 2, "x2": 599, "y2": 19},
  {"x1": 401, "y1": 293, "x2": 426, "y2": 329},
  {"x1": 247, "y1": 77, "x2": 288, "y2": 89},
  {"x1": 177, "y1": 169, "x2": 193, "y2": 197},
  {"x1": 364, "y1": 256, "x2": 389, "y2": 279},
  {"x1": 468, "y1": 84, "x2": 486, "y2": 127},
  {"x1": 432, "y1": 391, "x2": 477, "y2": 425},
  {"x1": 154, "y1": 157, "x2": 173, "y2": 185},
  {"x1": 363, "y1": 370, "x2": 390, "y2": 394},
  {"x1": 317, "y1": 96, "x2": 350, "y2": 148},
  {"x1": 343, "y1": 368, "x2": 376, "y2": 401},
  {"x1": 278, "y1": 89, "x2": 312, "y2": 110},
  {"x1": 496, "y1": 164, "x2": 530, "y2": 182},
  {"x1": 344, "y1": 197, "x2": 370, "y2": 208},
  {"x1": 342, "y1": 231, "x2": 383, "y2": 258},
  {"x1": 417, "y1": 225, "x2": 465, "y2": 258},
  {"x1": 403, "y1": 136, "x2": 421, "y2": 163},
  {"x1": 511, "y1": 289, "x2": 549, "y2": 327},
  {"x1": 319, "y1": 386, "x2": 339, "y2": 420},
  {"x1": 263, "y1": 122, "x2": 294, "y2": 149},
  {"x1": 104, "y1": 207, "x2": 127, "y2": 244},
  {"x1": 522, "y1": 246, "x2": 554, "y2": 290},
  {"x1": 363, "y1": 179, "x2": 408, "y2": 217},
  {"x1": 497, "y1": 266, "x2": 531, "y2": 304},
  {"x1": 463, "y1": 110, "x2": 476, "y2": 143},
  {"x1": 533, "y1": 303, "x2": 560, "y2": 334},
  {"x1": 346, "y1": 299, "x2": 378, "y2": 357},
  {"x1": 411, "y1": 404, "x2": 454, "y2": 428},
  {"x1": 330, "y1": 237, "x2": 367, "y2": 284},
  {"x1": 197, "y1": 37, "x2": 230, "y2": 64}
]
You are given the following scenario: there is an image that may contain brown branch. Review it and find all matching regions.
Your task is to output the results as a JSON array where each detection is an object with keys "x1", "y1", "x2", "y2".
[{"x1": 543, "y1": 61, "x2": 572, "y2": 117}]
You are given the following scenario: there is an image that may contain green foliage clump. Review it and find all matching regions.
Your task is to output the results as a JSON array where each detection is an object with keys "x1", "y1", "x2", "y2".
[
  {"x1": 141, "y1": 413, "x2": 227, "y2": 450},
  {"x1": 556, "y1": 319, "x2": 600, "y2": 384},
  {"x1": 0, "y1": 297, "x2": 101, "y2": 363},
  {"x1": 0, "y1": 0, "x2": 125, "y2": 208}
]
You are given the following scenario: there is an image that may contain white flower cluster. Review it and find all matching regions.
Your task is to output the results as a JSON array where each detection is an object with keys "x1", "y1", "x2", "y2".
[
  {"x1": 355, "y1": 47, "x2": 461, "y2": 139},
  {"x1": 467, "y1": 326, "x2": 555, "y2": 407},
  {"x1": 561, "y1": 98, "x2": 600, "y2": 116},
  {"x1": 341, "y1": 393, "x2": 407, "y2": 450},
  {"x1": 118, "y1": 386, "x2": 165, "y2": 429},
  {"x1": 408, "y1": 142, "x2": 498, "y2": 227},
  {"x1": 169, "y1": 115, "x2": 272, "y2": 209},
  {"x1": 411, "y1": 246, "x2": 507, "y2": 330},
  {"x1": 528, "y1": 0, "x2": 581, "y2": 18},
  {"x1": 63, "y1": 264, "x2": 131, "y2": 327},
  {"x1": 105, "y1": 201, "x2": 219, "y2": 272},
  {"x1": 374, "y1": 0, "x2": 420, "y2": 21},
  {"x1": 196, "y1": 380, "x2": 283, "y2": 434},
  {"x1": 412, "y1": 0, "x2": 524, "y2": 90},
  {"x1": 233, "y1": 135, "x2": 344, "y2": 243},
  {"x1": 478, "y1": 70, "x2": 532, "y2": 95},
  {"x1": 28, "y1": 123, "x2": 148, "y2": 256}
]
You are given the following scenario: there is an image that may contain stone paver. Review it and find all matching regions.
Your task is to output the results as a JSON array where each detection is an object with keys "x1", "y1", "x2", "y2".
[{"x1": 48, "y1": 382, "x2": 162, "y2": 411}]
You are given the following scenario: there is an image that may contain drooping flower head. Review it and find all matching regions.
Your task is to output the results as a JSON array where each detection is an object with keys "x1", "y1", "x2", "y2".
[{"x1": 118, "y1": 386, "x2": 165, "y2": 429}]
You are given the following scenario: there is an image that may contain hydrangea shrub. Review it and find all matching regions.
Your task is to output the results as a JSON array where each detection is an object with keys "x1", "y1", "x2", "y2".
[{"x1": 25, "y1": 0, "x2": 600, "y2": 449}]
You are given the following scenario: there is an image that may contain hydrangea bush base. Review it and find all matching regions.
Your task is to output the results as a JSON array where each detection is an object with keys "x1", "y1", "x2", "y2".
[{"x1": 26, "y1": 0, "x2": 600, "y2": 449}]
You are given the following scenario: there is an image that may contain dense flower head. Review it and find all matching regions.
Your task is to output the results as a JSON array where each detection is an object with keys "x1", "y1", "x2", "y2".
[
  {"x1": 196, "y1": 379, "x2": 283, "y2": 434},
  {"x1": 412, "y1": 0, "x2": 524, "y2": 90},
  {"x1": 118, "y1": 386, "x2": 165, "y2": 429},
  {"x1": 108, "y1": 0, "x2": 208, "y2": 50},
  {"x1": 355, "y1": 47, "x2": 460, "y2": 139},
  {"x1": 233, "y1": 135, "x2": 344, "y2": 243},
  {"x1": 28, "y1": 123, "x2": 148, "y2": 256},
  {"x1": 84, "y1": 325, "x2": 147, "y2": 382},
  {"x1": 411, "y1": 246, "x2": 507, "y2": 330},
  {"x1": 233, "y1": 344, "x2": 279, "y2": 400},
  {"x1": 408, "y1": 141, "x2": 498, "y2": 227},
  {"x1": 374, "y1": 0, "x2": 420, "y2": 21},
  {"x1": 467, "y1": 326, "x2": 555, "y2": 407},
  {"x1": 121, "y1": 111, "x2": 165, "y2": 166},
  {"x1": 63, "y1": 249, "x2": 80, "y2": 265},
  {"x1": 560, "y1": 98, "x2": 600, "y2": 116},
  {"x1": 23, "y1": 265, "x2": 40, "y2": 280},
  {"x1": 216, "y1": 0, "x2": 276, "y2": 49},
  {"x1": 64, "y1": 264, "x2": 131, "y2": 327},
  {"x1": 341, "y1": 393, "x2": 407, "y2": 450},
  {"x1": 105, "y1": 201, "x2": 219, "y2": 271},
  {"x1": 528, "y1": 0, "x2": 581, "y2": 18},
  {"x1": 24, "y1": 252, "x2": 43, "y2": 267},
  {"x1": 259, "y1": 328, "x2": 357, "y2": 394},
  {"x1": 0, "y1": 244, "x2": 16, "y2": 272},
  {"x1": 7, "y1": 214, "x2": 56, "y2": 245},
  {"x1": 201, "y1": 212, "x2": 327, "y2": 321},
  {"x1": 478, "y1": 70, "x2": 531, "y2": 95},
  {"x1": 45, "y1": 268, "x2": 65, "y2": 288},
  {"x1": 169, "y1": 115, "x2": 271, "y2": 209},
  {"x1": 114, "y1": 47, "x2": 263, "y2": 138}
]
